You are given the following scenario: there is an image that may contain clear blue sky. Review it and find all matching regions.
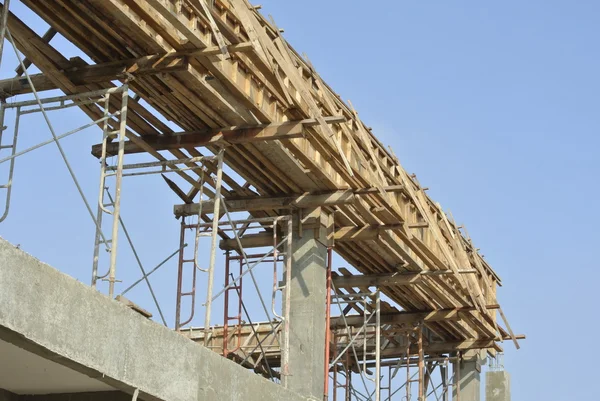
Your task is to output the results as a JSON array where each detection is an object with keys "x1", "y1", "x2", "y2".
[{"x1": 1, "y1": 1, "x2": 598, "y2": 400}]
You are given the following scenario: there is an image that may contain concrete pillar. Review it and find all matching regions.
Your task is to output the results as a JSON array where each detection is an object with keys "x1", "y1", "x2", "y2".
[
  {"x1": 286, "y1": 209, "x2": 329, "y2": 399},
  {"x1": 453, "y1": 351, "x2": 484, "y2": 401},
  {"x1": 486, "y1": 371, "x2": 510, "y2": 401}
]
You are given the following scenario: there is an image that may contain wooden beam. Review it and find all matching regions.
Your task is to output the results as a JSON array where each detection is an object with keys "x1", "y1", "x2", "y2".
[
  {"x1": 0, "y1": 57, "x2": 187, "y2": 97},
  {"x1": 220, "y1": 222, "x2": 420, "y2": 249},
  {"x1": 353, "y1": 185, "x2": 405, "y2": 195},
  {"x1": 0, "y1": 42, "x2": 255, "y2": 97},
  {"x1": 219, "y1": 233, "x2": 280, "y2": 251},
  {"x1": 351, "y1": 340, "x2": 500, "y2": 360},
  {"x1": 175, "y1": 190, "x2": 355, "y2": 216},
  {"x1": 414, "y1": 340, "x2": 498, "y2": 356},
  {"x1": 332, "y1": 272, "x2": 422, "y2": 288},
  {"x1": 330, "y1": 304, "x2": 503, "y2": 329},
  {"x1": 331, "y1": 224, "x2": 404, "y2": 241},
  {"x1": 330, "y1": 309, "x2": 462, "y2": 328},
  {"x1": 498, "y1": 306, "x2": 520, "y2": 350},
  {"x1": 15, "y1": 27, "x2": 57, "y2": 76},
  {"x1": 91, "y1": 116, "x2": 347, "y2": 157}
]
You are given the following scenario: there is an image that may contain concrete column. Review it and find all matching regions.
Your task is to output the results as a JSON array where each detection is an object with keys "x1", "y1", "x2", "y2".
[
  {"x1": 486, "y1": 371, "x2": 510, "y2": 401},
  {"x1": 453, "y1": 351, "x2": 484, "y2": 401},
  {"x1": 286, "y1": 209, "x2": 329, "y2": 400}
]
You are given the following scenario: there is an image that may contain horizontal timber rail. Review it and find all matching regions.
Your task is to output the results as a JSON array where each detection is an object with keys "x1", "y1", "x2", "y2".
[
  {"x1": 0, "y1": 42, "x2": 255, "y2": 97},
  {"x1": 90, "y1": 116, "x2": 347, "y2": 157},
  {"x1": 174, "y1": 187, "x2": 407, "y2": 216},
  {"x1": 181, "y1": 321, "x2": 525, "y2": 368}
]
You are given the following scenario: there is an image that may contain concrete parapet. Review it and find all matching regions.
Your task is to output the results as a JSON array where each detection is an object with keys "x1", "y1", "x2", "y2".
[{"x1": 0, "y1": 237, "x2": 309, "y2": 401}]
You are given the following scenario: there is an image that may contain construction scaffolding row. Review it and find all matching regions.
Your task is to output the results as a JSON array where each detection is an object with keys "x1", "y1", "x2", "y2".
[
  {"x1": 0, "y1": 79, "x2": 485, "y2": 400},
  {"x1": 0, "y1": 0, "x2": 521, "y2": 400}
]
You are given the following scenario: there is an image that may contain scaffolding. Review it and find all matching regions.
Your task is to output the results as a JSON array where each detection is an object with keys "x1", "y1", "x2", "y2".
[
  {"x1": 0, "y1": 1, "x2": 522, "y2": 399},
  {"x1": 326, "y1": 271, "x2": 464, "y2": 401}
]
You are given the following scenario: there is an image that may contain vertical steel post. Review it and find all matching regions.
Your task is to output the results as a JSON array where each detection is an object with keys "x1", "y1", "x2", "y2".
[
  {"x1": 418, "y1": 323, "x2": 424, "y2": 401},
  {"x1": 0, "y1": 102, "x2": 19, "y2": 223},
  {"x1": 0, "y1": 0, "x2": 11, "y2": 70},
  {"x1": 324, "y1": 246, "x2": 333, "y2": 400},
  {"x1": 271, "y1": 218, "x2": 283, "y2": 320},
  {"x1": 222, "y1": 251, "x2": 244, "y2": 356},
  {"x1": 456, "y1": 352, "x2": 461, "y2": 401},
  {"x1": 222, "y1": 250, "x2": 231, "y2": 356},
  {"x1": 375, "y1": 289, "x2": 381, "y2": 401},
  {"x1": 0, "y1": 101, "x2": 4, "y2": 148},
  {"x1": 281, "y1": 216, "x2": 293, "y2": 386},
  {"x1": 442, "y1": 359, "x2": 449, "y2": 401},
  {"x1": 92, "y1": 95, "x2": 111, "y2": 288},
  {"x1": 332, "y1": 332, "x2": 338, "y2": 401},
  {"x1": 345, "y1": 353, "x2": 351, "y2": 401},
  {"x1": 203, "y1": 148, "x2": 224, "y2": 343},
  {"x1": 107, "y1": 85, "x2": 128, "y2": 298},
  {"x1": 406, "y1": 331, "x2": 411, "y2": 401},
  {"x1": 175, "y1": 218, "x2": 187, "y2": 330}
]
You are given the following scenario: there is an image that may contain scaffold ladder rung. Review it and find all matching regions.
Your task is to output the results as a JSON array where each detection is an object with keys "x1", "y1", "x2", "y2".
[{"x1": 0, "y1": 102, "x2": 20, "y2": 224}]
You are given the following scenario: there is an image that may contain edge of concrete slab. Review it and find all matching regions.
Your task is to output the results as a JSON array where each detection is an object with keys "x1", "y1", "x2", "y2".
[{"x1": 0, "y1": 237, "x2": 311, "y2": 401}]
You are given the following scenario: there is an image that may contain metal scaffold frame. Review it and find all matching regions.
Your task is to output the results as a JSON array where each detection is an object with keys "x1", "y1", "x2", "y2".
[
  {"x1": 326, "y1": 276, "x2": 463, "y2": 401},
  {"x1": 0, "y1": 1, "x2": 524, "y2": 398},
  {"x1": 0, "y1": 24, "x2": 294, "y2": 379},
  {"x1": 92, "y1": 140, "x2": 219, "y2": 299},
  {"x1": 174, "y1": 186, "x2": 295, "y2": 383}
]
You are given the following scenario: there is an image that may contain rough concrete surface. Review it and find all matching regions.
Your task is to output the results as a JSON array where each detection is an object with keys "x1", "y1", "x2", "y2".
[
  {"x1": 288, "y1": 225, "x2": 328, "y2": 399},
  {"x1": 486, "y1": 370, "x2": 510, "y2": 401},
  {"x1": 453, "y1": 351, "x2": 483, "y2": 401},
  {"x1": 0, "y1": 237, "x2": 313, "y2": 401}
]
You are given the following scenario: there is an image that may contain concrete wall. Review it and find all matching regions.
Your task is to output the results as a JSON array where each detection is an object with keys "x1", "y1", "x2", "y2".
[{"x1": 0, "y1": 237, "x2": 312, "y2": 401}]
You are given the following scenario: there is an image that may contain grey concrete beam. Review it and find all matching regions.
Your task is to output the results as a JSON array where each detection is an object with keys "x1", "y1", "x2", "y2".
[{"x1": 0, "y1": 237, "x2": 312, "y2": 401}]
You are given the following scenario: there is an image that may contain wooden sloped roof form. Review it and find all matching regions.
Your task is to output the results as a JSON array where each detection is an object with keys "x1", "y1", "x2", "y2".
[{"x1": 2, "y1": 0, "x2": 519, "y2": 353}]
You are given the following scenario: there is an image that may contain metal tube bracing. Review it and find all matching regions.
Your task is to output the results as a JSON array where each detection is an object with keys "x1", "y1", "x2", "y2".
[
  {"x1": 203, "y1": 148, "x2": 224, "y2": 341},
  {"x1": 0, "y1": 0, "x2": 10, "y2": 70},
  {"x1": 106, "y1": 85, "x2": 128, "y2": 298}
]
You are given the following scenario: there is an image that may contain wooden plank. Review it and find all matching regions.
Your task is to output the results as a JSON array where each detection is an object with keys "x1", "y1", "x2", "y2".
[
  {"x1": 90, "y1": 116, "x2": 346, "y2": 157},
  {"x1": 330, "y1": 309, "x2": 462, "y2": 328},
  {"x1": 332, "y1": 224, "x2": 404, "y2": 242},
  {"x1": 0, "y1": 42, "x2": 254, "y2": 96},
  {"x1": 219, "y1": 232, "x2": 277, "y2": 251},
  {"x1": 498, "y1": 307, "x2": 520, "y2": 350},
  {"x1": 174, "y1": 190, "x2": 355, "y2": 216},
  {"x1": 15, "y1": 27, "x2": 57, "y2": 76},
  {"x1": 0, "y1": 58, "x2": 188, "y2": 96},
  {"x1": 332, "y1": 272, "x2": 422, "y2": 288}
]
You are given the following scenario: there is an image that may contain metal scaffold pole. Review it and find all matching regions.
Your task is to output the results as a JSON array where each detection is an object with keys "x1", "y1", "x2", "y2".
[
  {"x1": 375, "y1": 289, "x2": 381, "y2": 401},
  {"x1": 203, "y1": 147, "x2": 224, "y2": 342},
  {"x1": 106, "y1": 85, "x2": 128, "y2": 298},
  {"x1": 0, "y1": 0, "x2": 10, "y2": 70}
]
